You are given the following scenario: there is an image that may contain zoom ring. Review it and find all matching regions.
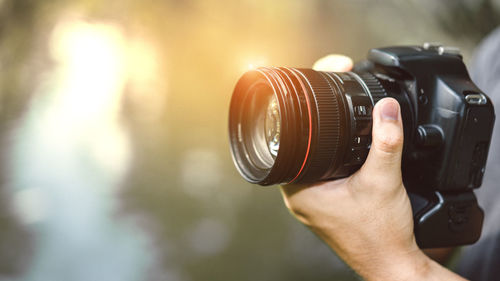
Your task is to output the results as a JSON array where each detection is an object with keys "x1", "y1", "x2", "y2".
[
  {"x1": 359, "y1": 73, "x2": 388, "y2": 104},
  {"x1": 295, "y1": 68, "x2": 341, "y2": 182}
]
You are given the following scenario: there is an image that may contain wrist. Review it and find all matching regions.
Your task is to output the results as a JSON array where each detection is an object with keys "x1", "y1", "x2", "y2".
[
  {"x1": 355, "y1": 247, "x2": 467, "y2": 281},
  {"x1": 358, "y1": 248, "x2": 431, "y2": 281}
]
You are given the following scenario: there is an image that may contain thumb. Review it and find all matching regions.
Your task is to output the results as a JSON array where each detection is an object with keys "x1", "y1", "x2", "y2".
[{"x1": 358, "y1": 98, "x2": 404, "y2": 186}]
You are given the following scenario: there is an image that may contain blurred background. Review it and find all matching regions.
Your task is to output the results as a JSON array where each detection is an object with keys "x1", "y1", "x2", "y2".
[{"x1": 0, "y1": 0, "x2": 498, "y2": 280}]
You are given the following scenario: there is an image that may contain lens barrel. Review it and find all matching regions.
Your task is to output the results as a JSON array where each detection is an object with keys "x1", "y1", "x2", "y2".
[{"x1": 228, "y1": 67, "x2": 387, "y2": 185}]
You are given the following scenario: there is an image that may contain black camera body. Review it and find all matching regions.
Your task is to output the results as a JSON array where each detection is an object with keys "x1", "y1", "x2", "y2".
[
  {"x1": 359, "y1": 44, "x2": 495, "y2": 247},
  {"x1": 228, "y1": 44, "x2": 495, "y2": 248}
]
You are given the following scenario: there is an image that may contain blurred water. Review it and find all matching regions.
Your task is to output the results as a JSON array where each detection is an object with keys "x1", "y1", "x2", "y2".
[{"x1": 6, "y1": 20, "x2": 161, "y2": 281}]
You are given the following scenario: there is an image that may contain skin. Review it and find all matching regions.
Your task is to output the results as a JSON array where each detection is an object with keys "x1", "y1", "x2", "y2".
[{"x1": 279, "y1": 55, "x2": 466, "y2": 280}]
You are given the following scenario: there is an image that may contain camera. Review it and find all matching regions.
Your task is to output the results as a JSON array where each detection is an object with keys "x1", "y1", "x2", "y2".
[{"x1": 228, "y1": 44, "x2": 495, "y2": 248}]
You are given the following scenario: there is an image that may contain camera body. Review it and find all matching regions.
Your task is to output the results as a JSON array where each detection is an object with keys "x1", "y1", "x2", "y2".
[
  {"x1": 228, "y1": 44, "x2": 495, "y2": 248},
  {"x1": 359, "y1": 44, "x2": 495, "y2": 247}
]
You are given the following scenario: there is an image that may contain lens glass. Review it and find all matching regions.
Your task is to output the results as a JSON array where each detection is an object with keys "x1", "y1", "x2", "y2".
[
  {"x1": 265, "y1": 95, "x2": 280, "y2": 157},
  {"x1": 242, "y1": 83, "x2": 281, "y2": 170}
]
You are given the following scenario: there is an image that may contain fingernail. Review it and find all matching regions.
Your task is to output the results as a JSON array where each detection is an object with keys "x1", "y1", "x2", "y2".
[{"x1": 379, "y1": 100, "x2": 399, "y2": 121}]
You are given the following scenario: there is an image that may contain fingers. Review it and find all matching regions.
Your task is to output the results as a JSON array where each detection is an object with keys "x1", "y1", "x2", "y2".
[
  {"x1": 357, "y1": 98, "x2": 404, "y2": 187},
  {"x1": 313, "y1": 54, "x2": 353, "y2": 72}
]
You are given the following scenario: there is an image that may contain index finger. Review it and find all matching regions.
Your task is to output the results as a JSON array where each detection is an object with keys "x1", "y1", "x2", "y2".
[{"x1": 312, "y1": 54, "x2": 353, "y2": 72}]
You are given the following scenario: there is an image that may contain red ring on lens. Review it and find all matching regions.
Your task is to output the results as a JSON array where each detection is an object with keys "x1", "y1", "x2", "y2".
[{"x1": 287, "y1": 68, "x2": 313, "y2": 184}]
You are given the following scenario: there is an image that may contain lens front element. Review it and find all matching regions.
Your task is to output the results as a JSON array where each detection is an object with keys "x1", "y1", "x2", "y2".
[
  {"x1": 265, "y1": 95, "x2": 280, "y2": 158},
  {"x1": 242, "y1": 83, "x2": 279, "y2": 170}
]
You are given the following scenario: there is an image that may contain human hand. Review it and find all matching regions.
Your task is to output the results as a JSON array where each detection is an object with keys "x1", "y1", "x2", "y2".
[{"x1": 279, "y1": 55, "x2": 466, "y2": 281}]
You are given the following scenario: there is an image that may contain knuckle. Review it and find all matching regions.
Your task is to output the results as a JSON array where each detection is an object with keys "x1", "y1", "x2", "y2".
[{"x1": 374, "y1": 132, "x2": 403, "y2": 153}]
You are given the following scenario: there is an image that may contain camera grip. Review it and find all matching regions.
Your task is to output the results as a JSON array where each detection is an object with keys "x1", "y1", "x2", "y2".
[{"x1": 408, "y1": 191, "x2": 484, "y2": 248}]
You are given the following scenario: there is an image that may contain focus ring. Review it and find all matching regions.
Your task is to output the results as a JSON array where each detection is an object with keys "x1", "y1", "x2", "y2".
[
  {"x1": 359, "y1": 73, "x2": 387, "y2": 104},
  {"x1": 293, "y1": 68, "x2": 342, "y2": 182}
]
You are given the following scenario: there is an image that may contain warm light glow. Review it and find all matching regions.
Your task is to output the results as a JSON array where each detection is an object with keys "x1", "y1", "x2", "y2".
[
  {"x1": 125, "y1": 39, "x2": 165, "y2": 121},
  {"x1": 47, "y1": 19, "x2": 131, "y2": 182},
  {"x1": 50, "y1": 20, "x2": 126, "y2": 125},
  {"x1": 241, "y1": 56, "x2": 268, "y2": 72}
]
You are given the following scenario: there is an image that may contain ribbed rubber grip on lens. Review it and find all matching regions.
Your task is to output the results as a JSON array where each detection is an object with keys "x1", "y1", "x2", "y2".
[
  {"x1": 359, "y1": 73, "x2": 388, "y2": 104},
  {"x1": 295, "y1": 69, "x2": 342, "y2": 181}
]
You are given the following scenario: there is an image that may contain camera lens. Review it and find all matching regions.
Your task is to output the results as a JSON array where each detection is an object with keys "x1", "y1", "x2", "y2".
[
  {"x1": 229, "y1": 67, "x2": 386, "y2": 185},
  {"x1": 242, "y1": 83, "x2": 279, "y2": 169},
  {"x1": 265, "y1": 95, "x2": 280, "y2": 158}
]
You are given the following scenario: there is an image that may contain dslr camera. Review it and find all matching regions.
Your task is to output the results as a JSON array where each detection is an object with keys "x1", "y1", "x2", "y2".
[{"x1": 228, "y1": 44, "x2": 495, "y2": 248}]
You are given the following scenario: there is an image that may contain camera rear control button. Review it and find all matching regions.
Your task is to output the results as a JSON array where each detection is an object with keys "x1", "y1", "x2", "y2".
[
  {"x1": 354, "y1": 105, "x2": 370, "y2": 117},
  {"x1": 353, "y1": 136, "x2": 370, "y2": 146}
]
